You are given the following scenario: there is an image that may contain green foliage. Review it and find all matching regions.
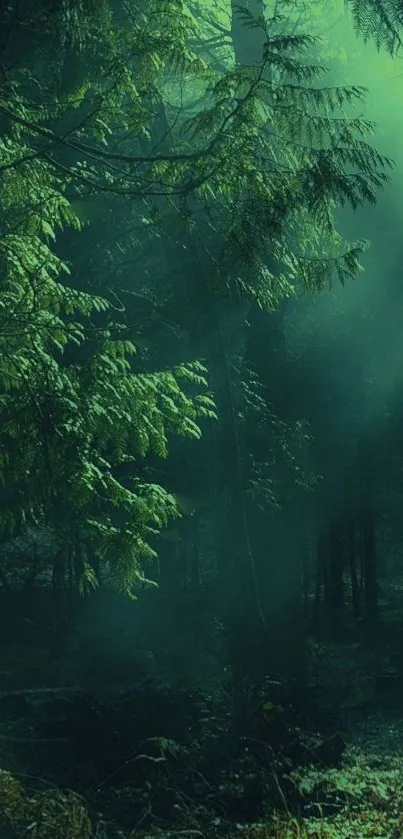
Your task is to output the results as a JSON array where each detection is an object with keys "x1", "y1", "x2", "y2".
[
  {"x1": 0, "y1": 768, "x2": 92, "y2": 839},
  {"x1": 346, "y1": 0, "x2": 403, "y2": 53},
  {"x1": 0, "y1": 0, "x2": 394, "y2": 595},
  {"x1": 0, "y1": 4, "x2": 218, "y2": 596},
  {"x1": 0, "y1": 274, "x2": 215, "y2": 594},
  {"x1": 3, "y1": 0, "x2": 390, "y2": 301},
  {"x1": 162, "y1": 8, "x2": 392, "y2": 304}
]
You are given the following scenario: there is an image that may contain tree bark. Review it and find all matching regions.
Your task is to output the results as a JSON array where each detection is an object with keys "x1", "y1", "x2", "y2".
[
  {"x1": 348, "y1": 517, "x2": 361, "y2": 619},
  {"x1": 361, "y1": 495, "x2": 378, "y2": 640}
]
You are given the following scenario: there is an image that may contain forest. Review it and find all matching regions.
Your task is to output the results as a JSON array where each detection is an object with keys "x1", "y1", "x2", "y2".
[{"x1": 1, "y1": 0, "x2": 403, "y2": 836}]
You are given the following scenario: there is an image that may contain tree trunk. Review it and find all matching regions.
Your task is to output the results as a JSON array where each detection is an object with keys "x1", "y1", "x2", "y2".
[
  {"x1": 348, "y1": 517, "x2": 361, "y2": 619},
  {"x1": 361, "y1": 495, "x2": 378, "y2": 640},
  {"x1": 328, "y1": 519, "x2": 344, "y2": 639}
]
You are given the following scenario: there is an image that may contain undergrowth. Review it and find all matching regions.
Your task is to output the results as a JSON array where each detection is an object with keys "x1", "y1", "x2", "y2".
[{"x1": 1, "y1": 722, "x2": 403, "y2": 837}]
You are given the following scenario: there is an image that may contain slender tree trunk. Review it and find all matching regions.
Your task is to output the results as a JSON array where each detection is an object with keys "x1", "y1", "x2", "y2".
[
  {"x1": 313, "y1": 534, "x2": 323, "y2": 632},
  {"x1": 301, "y1": 538, "x2": 310, "y2": 618},
  {"x1": 322, "y1": 533, "x2": 332, "y2": 628},
  {"x1": 361, "y1": 495, "x2": 378, "y2": 639},
  {"x1": 356, "y1": 431, "x2": 378, "y2": 641},
  {"x1": 181, "y1": 228, "x2": 266, "y2": 683},
  {"x1": 348, "y1": 517, "x2": 361, "y2": 619},
  {"x1": 208, "y1": 299, "x2": 268, "y2": 676},
  {"x1": 328, "y1": 519, "x2": 344, "y2": 639}
]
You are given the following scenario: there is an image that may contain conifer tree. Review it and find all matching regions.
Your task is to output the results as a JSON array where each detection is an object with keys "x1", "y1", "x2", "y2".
[{"x1": 0, "y1": 0, "x2": 393, "y2": 604}]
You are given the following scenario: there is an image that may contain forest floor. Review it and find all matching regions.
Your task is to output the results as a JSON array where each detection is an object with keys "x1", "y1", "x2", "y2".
[
  {"x1": 3, "y1": 719, "x2": 403, "y2": 839},
  {"x1": 276, "y1": 585, "x2": 403, "y2": 839},
  {"x1": 1, "y1": 579, "x2": 403, "y2": 837},
  {"x1": 270, "y1": 718, "x2": 403, "y2": 838},
  {"x1": 1, "y1": 680, "x2": 402, "y2": 838}
]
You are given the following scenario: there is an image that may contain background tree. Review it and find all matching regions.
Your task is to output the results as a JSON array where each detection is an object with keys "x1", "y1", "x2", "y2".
[{"x1": 0, "y1": 0, "x2": 396, "y2": 690}]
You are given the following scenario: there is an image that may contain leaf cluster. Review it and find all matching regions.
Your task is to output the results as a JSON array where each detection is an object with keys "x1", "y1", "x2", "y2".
[
  {"x1": 346, "y1": 0, "x2": 403, "y2": 54},
  {"x1": 0, "y1": 12, "x2": 218, "y2": 595}
]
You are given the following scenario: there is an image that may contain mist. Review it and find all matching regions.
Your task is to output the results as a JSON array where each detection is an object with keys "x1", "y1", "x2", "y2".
[
  {"x1": 283, "y1": 5, "x2": 403, "y2": 520},
  {"x1": 3, "y1": 3, "x2": 403, "y2": 836}
]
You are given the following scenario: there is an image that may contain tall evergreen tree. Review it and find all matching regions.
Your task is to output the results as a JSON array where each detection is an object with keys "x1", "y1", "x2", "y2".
[{"x1": 0, "y1": 0, "x2": 393, "y2": 628}]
